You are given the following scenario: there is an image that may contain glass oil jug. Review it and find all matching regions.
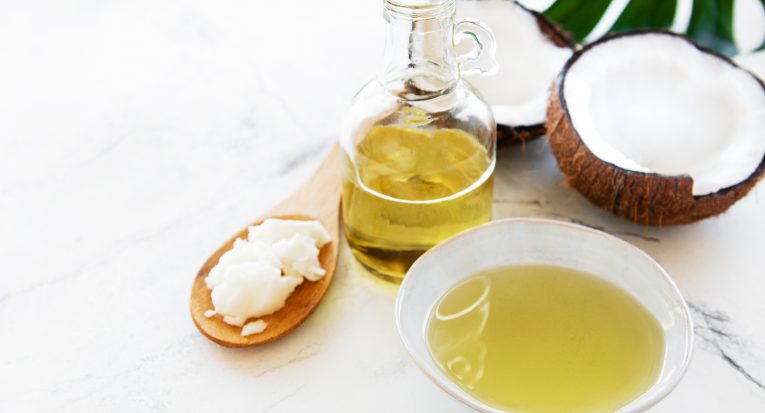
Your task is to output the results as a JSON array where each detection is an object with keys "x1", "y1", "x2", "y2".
[{"x1": 341, "y1": 0, "x2": 498, "y2": 282}]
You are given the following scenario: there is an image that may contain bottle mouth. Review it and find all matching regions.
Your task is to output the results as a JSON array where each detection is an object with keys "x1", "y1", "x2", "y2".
[{"x1": 384, "y1": 0, "x2": 455, "y2": 21}]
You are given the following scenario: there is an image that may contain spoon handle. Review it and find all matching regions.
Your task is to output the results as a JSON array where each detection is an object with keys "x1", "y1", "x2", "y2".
[{"x1": 271, "y1": 142, "x2": 341, "y2": 229}]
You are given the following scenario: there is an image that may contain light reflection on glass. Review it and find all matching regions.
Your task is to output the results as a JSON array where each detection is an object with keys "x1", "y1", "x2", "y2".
[{"x1": 431, "y1": 276, "x2": 491, "y2": 390}]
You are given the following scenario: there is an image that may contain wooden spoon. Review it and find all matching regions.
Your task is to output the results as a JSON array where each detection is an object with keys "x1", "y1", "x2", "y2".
[{"x1": 190, "y1": 144, "x2": 341, "y2": 347}]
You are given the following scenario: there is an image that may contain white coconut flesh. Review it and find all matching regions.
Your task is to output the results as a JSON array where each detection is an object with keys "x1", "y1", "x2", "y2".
[
  {"x1": 563, "y1": 33, "x2": 765, "y2": 195},
  {"x1": 458, "y1": 0, "x2": 573, "y2": 127}
]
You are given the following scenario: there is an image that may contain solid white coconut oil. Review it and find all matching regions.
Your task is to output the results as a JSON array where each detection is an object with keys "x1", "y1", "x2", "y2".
[{"x1": 204, "y1": 219, "x2": 330, "y2": 335}]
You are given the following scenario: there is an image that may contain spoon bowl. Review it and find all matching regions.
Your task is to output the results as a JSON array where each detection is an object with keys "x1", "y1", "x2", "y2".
[{"x1": 190, "y1": 144, "x2": 341, "y2": 347}]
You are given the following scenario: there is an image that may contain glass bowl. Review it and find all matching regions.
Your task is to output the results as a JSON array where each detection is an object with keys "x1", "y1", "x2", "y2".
[{"x1": 395, "y1": 217, "x2": 693, "y2": 413}]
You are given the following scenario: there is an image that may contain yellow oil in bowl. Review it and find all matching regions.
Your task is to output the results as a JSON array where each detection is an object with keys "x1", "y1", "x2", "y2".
[{"x1": 427, "y1": 264, "x2": 665, "y2": 413}]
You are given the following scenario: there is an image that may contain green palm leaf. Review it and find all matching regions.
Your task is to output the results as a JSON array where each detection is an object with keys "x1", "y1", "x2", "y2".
[
  {"x1": 541, "y1": 0, "x2": 759, "y2": 56},
  {"x1": 757, "y1": 0, "x2": 765, "y2": 51},
  {"x1": 686, "y1": 0, "x2": 737, "y2": 55},
  {"x1": 544, "y1": 0, "x2": 612, "y2": 42},
  {"x1": 611, "y1": 0, "x2": 677, "y2": 33}
]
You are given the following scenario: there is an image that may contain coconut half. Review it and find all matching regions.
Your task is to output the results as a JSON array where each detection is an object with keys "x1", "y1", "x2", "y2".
[
  {"x1": 547, "y1": 31, "x2": 765, "y2": 225},
  {"x1": 458, "y1": 0, "x2": 575, "y2": 144}
]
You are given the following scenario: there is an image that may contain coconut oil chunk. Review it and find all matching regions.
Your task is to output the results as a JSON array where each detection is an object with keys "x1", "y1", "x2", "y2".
[
  {"x1": 242, "y1": 320, "x2": 268, "y2": 337},
  {"x1": 273, "y1": 234, "x2": 326, "y2": 281},
  {"x1": 205, "y1": 219, "x2": 330, "y2": 336},
  {"x1": 248, "y1": 218, "x2": 330, "y2": 246}
]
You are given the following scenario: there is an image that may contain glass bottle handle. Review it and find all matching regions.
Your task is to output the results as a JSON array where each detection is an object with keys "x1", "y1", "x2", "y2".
[{"x1": 454, "y1": 18, "x2": 498, "y2": 77}]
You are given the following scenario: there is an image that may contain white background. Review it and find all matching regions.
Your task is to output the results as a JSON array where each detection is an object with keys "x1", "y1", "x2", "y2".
[{"x1": 1, "y1": 1, "x2": 764, "y2": 411}]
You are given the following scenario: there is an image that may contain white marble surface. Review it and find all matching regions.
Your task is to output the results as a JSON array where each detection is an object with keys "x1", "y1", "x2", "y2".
[{"x1": 1, "y1": 1, "x2": 764, "y2": 412}]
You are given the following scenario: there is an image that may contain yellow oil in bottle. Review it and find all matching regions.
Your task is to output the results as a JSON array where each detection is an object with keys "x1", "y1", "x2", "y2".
[
  {"x1": 427, "y1": 265, "x2": 665, "y2": 413},
  {"x1": 342, "y1": 125, "x2": 494, "y2": 281}
]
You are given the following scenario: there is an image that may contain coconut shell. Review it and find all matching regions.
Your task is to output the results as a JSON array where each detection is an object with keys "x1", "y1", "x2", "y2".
[
  {"x1": 497, "y1": 2, "x2": 576, "y2": 146},
  {"x1": 546, "y1": 31, "x2": 765, "y2": 226},
  {"x1": 497, "y1": 123, "x2": 545, "y2": 146}
]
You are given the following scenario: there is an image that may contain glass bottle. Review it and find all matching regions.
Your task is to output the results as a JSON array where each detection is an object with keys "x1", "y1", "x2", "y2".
[{"x1": 341, "y1": 0, "x2": 497, "y2": 282}]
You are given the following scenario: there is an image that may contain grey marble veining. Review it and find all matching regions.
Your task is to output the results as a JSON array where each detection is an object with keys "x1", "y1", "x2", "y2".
[{"x1": 1, "y1": 0, "x2": 764, "y2": 412}]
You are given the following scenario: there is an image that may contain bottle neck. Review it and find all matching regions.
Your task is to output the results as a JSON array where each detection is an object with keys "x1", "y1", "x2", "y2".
[{"x1": 379, "y1": 1, "x2": 459, "y2": 100}]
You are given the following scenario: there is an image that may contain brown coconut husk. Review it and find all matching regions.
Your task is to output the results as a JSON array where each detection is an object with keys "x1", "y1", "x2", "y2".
[
  {"x1": 546, "y1": 31, "x2": 765, "y2": 225},
  {"x1": 497, "y1": 2, "x2": 576, "y2": 146},
  {"x1": 497, "y1": 123, "x2": 546, "y2": 146}
]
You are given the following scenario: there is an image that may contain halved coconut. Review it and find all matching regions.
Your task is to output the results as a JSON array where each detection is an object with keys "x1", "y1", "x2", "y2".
[
  {"x1": 458, "y1": 0, "x2": 575, "y2": 144},
  {"x1": 547, "y1": 31, "x2": 765, "y2": 225}
]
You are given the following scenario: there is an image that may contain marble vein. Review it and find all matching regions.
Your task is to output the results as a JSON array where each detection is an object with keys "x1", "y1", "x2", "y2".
[
  {"x1": 689, "y1": 301, "x2": 765, "y2": 391},
  {"x1": 253, "y1": 343, "x2": 321, "y2": 379},
  {"x1": 0, "y1": 211, "x2": 190, "y2": 305},
  {"x1": 259, "y1": 383, "x2": 307, "y2": 413},
  {"x1": 1, "y1": 1, "x2": 764, "y2": 412},
  {"x1": 493, "y1": 198, "x2": 662, "y2": 243},
  {"x1": 275, "y1": 141, "x2": 331, "y2": 177},
  {"x1": 564, "y1": 218, "x2": 662, "y2": 243}
]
